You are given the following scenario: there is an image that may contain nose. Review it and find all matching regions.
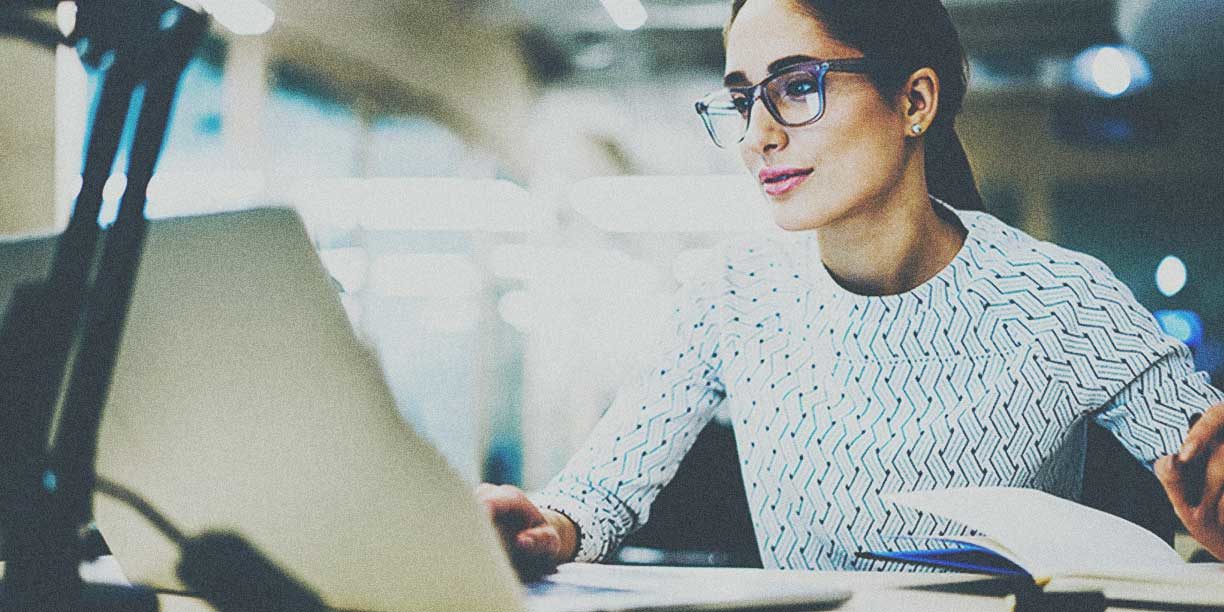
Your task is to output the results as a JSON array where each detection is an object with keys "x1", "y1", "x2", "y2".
[{"x1": 741, "y1": 97, "x2": 787, "y2": 157}]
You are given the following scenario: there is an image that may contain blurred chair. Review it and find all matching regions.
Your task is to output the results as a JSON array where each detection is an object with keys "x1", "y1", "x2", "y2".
[
  {"x1": 1081, "y1": 419, "x2": 1178, "y2": 544},
  {"x1": 615, "y1": 421, "x2": 762, "y2": 568},
  {"x1": 1035, "y1": 415, "x2": 1176, "y2": 544}
]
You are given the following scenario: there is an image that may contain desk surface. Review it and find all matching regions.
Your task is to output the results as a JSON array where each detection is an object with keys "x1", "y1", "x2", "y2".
[
  {"x1": 40, "y1": 558, "x2": 1220, "y2": 611},
  {"x1": 148, "y1": 566, "x2": 1053, "y2": 612},
  {"x1": 156, "y1": 570, "x2": 1018, "y2": 612}
]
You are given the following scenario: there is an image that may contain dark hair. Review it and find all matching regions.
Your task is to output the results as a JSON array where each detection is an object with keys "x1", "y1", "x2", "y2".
[{"x1": 727, "y1": 0, "x2": 984, "y2": 211}]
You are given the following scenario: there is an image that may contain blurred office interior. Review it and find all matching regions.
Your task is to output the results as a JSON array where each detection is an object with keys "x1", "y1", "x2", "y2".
[{"x1": 1, "y1": 0, "x2": 1222, "y2": 547}]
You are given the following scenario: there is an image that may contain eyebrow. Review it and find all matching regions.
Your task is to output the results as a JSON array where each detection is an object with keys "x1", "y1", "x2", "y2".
[{"x1": 723, "y1": 54, "x2": 819, "y2": 86}]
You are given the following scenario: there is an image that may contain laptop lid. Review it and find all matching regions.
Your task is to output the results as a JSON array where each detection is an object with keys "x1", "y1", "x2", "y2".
[{"x1": 0, "y1": 208, "x2": 524, "y2": 612}]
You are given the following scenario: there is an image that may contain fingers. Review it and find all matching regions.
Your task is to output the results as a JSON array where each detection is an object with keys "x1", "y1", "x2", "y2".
[
  {"x1": 1180, "y1": 404, "x2": 1224, "y2": 462},
  {"x1": 511, "y1": 526, "x2": 562, "y2": 581},
  {"x1": 1156, "y1": 455, "x2": 1195, "y2": 527},
  {"x1": 515, "y1": 524, "x2": 562, "y2": 558},
  {"x1": 474, "y1": 483, "x2": 552, "y2": 552},
  {"x1": 474, "y1": 483, "x2": 561, "y2": 580},
  {"x1": 1196, "y1": 444, "x2": 1224, "y2": 524}
]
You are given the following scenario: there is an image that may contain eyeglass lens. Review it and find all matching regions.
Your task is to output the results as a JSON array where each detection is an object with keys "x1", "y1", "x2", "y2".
[{"x1": 699, "y1": 66, "x2": 826, "y2": 147}]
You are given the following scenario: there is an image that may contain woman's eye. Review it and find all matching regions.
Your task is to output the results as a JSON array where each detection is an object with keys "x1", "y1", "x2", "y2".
[{"x1": 783, "y1": 78, "x2": 818, "y2": 98}]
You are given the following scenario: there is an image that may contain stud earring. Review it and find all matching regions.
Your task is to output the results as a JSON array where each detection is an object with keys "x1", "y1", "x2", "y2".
[{"x1": 911, "y1": 124, "x2": 924, "y2": 135}]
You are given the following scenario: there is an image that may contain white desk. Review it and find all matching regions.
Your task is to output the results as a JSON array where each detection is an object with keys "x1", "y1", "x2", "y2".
[
  {"x1": 536, "y1": 563, "x2": 1019, "y2": 611},
  {"x1": 15, "y1": 557, "x2": 1214, "y2": 611},
  {"x1": 153, "y1": 563, "x2": 1224, "y2": 612}
]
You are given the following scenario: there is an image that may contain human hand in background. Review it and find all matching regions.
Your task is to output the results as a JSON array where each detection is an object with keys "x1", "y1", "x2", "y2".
[
  {"x1": 1156, "y1": 404, "x2": 1224, "y2": 561},
  {"x1": 475, "y1": 483, "x2": 578, "y2": 580}
]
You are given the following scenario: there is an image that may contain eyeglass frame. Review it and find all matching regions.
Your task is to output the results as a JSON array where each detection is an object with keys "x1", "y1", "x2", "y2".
[{"x1": 694, "y1": 57, "x2": 892, "y2": 148}]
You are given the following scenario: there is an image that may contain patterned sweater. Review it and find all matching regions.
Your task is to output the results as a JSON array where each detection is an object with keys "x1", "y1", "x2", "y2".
[{"x1": 534, "y1": 207, "x2": 1223, "y2": 570}]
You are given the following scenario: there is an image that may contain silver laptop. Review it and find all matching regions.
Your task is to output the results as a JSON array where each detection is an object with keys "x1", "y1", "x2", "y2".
[{"x1": 0, "y1": 208, "x2": 850, "y2": 611}]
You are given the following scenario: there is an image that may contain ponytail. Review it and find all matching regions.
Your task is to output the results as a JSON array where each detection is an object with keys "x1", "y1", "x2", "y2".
[{"x1": 924, "y1": 123, "x2": 983, "y2": 211}]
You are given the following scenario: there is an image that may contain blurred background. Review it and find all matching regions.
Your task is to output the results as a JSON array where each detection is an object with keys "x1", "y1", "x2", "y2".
[{"x1": 1, "y1": 0, "x2": 1222, "y2": 542}]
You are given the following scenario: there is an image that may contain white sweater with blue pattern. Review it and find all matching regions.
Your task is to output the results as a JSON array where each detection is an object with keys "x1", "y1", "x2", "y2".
[{"x1": 534, "y1": 208, "x2": 1222, "y2": 570}]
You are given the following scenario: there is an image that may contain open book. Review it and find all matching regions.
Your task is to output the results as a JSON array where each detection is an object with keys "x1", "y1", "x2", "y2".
[{"x1": 859, "y1": 487, "x2": 1224, "y2": 607}]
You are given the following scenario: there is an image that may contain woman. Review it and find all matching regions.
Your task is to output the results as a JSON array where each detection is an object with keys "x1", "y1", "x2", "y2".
[{"x1": 478, "y1": 0, "x2": 1224, "y2": 575}]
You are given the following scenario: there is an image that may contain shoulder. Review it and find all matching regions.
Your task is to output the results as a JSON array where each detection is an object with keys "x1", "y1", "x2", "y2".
[
  {"x1": 958, "y1": 210, "x2": 1170, "y2": 355},
  {"x1": 961, "y1": 210, "x2": 1130, "y2": 300}
]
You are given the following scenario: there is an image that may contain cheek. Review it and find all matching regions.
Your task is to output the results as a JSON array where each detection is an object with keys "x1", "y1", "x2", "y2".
[
  {"x1": 794, "y1": 129, "x2": 885, "y2": 187},
  {"x1": 810, "y1": 103, "x2": 907, "y2": 190},
  {"x1": 735, "y1": 89, "x2": 907, "y2": 198}
]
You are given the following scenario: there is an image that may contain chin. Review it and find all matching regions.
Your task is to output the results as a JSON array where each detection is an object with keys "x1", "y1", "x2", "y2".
[{"x1": 768, "y1": 200, "x2": 840, "y2": 232}]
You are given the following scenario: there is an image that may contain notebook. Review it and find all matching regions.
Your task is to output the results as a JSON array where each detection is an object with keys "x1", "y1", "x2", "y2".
[
  {"x1": 0, "y1": 207, "x2": 851, "y2": 612},
  {"x1": 859, "y1": 487, "x2": 1224, "y2": 607}
]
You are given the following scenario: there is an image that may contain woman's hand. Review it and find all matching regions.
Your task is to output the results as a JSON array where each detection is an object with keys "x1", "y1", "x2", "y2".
[
  {"x1": 475, "y1": 483, "x2": 578, "y2": 580},
  {"x1": 1155, "y1": 403, "x2": 1224, "y2": 560}
]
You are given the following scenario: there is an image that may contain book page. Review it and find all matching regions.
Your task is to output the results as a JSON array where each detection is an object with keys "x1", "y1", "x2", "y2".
[
  {"x1": 884, "y1": 487, "x2": 1184, "y2": 579},
  {"x1": 1047, "y1": 565, "x2": 1224, "y2": 606}
]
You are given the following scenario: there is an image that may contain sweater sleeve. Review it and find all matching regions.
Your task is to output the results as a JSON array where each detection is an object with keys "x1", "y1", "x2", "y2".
[
  {"x1": 1078, "y1": 261, "x2": 1224, "y2": 467},
  {"x1": 532, "y1": 262, "x2": 730, "y2": 562},
  {"x1": 1094, "y1": 339, "x2": 1224, "y2": 469}
]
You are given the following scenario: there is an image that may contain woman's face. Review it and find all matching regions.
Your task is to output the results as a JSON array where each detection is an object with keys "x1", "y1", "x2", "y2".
[{"x1": 725, "y1": 0, "x2": 912, "y2": 231}]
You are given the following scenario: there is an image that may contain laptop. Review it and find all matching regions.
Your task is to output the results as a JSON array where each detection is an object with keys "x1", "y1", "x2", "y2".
[{"x1": 0, "y1": 207, "x2": 851, "y2": 611}]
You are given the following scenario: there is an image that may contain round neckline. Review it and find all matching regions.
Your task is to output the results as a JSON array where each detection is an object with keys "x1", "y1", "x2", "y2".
[{"x1": 798, "y1": 198, "x2": 979, "y2": 306}]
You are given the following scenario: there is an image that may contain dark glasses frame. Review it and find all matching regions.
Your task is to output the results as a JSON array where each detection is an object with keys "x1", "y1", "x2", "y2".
[{"x1": 694, "y1": 57, "x2": 889, "y2": 148}]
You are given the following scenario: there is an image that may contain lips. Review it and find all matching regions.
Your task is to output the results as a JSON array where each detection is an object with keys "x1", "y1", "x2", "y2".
[{"x1": 758, "y1": 166, "x2": 814, "y2": 197}]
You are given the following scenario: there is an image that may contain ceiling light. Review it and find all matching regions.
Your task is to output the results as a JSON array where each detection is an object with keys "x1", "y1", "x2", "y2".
[
  {"x1": 1072, "y1": 45, "x2": 1152, "y2": 98},
  {"x1": 1155, "y1": 255, "x2": 1187, "y2": 298}
]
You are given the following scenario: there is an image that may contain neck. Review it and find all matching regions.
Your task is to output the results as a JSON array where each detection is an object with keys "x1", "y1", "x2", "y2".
[{"x1": 815, "y1": 171, "x2": 967, "y2": 296}]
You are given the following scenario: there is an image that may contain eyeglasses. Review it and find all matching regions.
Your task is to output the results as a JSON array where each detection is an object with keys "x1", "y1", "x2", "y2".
[{"x1": 694, "y1": 58, "x2": 886, "y2": 149}]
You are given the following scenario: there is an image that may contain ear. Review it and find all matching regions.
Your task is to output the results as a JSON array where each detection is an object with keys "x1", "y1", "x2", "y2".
[{"x1": 899, "y1": 67, "x2": 940, "y2": 138}]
